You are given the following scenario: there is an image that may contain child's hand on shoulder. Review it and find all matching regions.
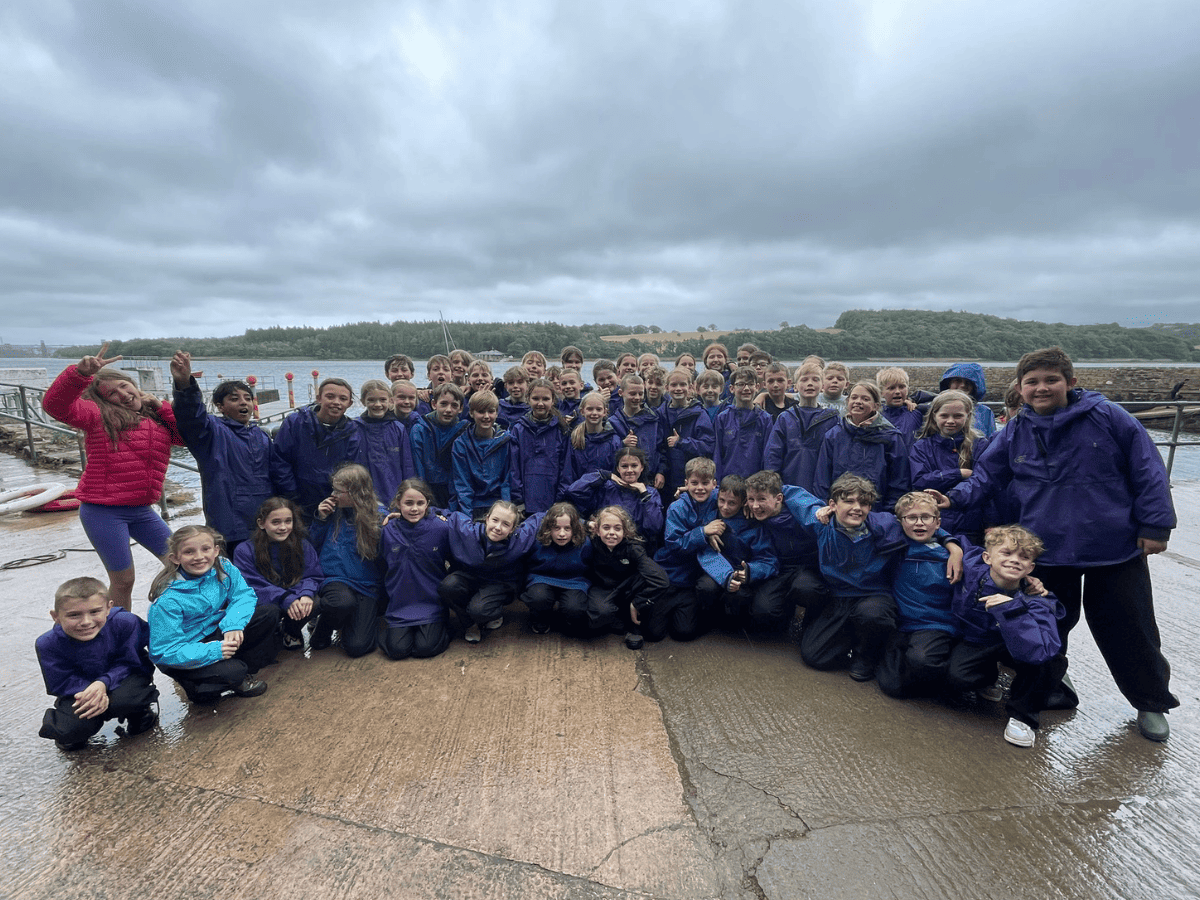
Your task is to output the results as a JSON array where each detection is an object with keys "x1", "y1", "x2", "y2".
[
  {"x1": 1022, "y1": 575, "x2": 1047, "y2": 596},
  {"x1": 73, "y1": 680, "x2": 109, "y2": 720},
  {"x1": 815, "y1": 505, "x2": 834, "y2": 525},
  {"x1": 945, "y1": 541, "x2": 964, "y2": 584}
]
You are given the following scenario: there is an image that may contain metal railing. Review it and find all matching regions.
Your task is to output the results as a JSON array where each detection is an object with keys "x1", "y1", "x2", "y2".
[
  {"x1": 2, "y1": 383, "x2": 1198, "y2": 516},
  {"x1": 0, "y1": 380, "x2": 200, "y2": 520}
]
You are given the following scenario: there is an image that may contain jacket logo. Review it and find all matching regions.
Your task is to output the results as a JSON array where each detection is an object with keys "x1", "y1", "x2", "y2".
[{"x1": 1013, "y1": 455, "x2": 1026, "y2": 464}]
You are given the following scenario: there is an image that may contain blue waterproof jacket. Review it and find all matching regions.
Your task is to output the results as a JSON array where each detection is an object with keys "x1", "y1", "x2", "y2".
[
  {"x1": 561, "y1": 424, "x2": 624, "y2": 490},
  {"x1": 232, "y1": 539, "x2": 323, "y2": 612},
  {"x1": 697, "y1": 515, "x2": 779, "y2": 588},
  {"x1": 410, "y1": 413, "x2": 471, "y2": 497},
  {"x1": 784, "y1": 486, "x2": 908, "y2": 598},
  {"x1": 173, "y1": 378, "x2": 295, "y2": 542},
  {"x1": 892, "y1": 537, "x2": 957, "y2": 634},
  {"x1": 909, "y1": 432, "x2": 992, "y2": 539},
  {"x1": 881, "y1": 405, "x2": 925, "y2": 445},
  {"x1": 526, "y1": 541, "x2": 592, "y2": 591},
  {"x1": 451, "y1": 428, "x2": 512, "y2": 515},
  {"x1": 952, "y1": 544, "x2": 1064, "y2": 663},
  {"x1": 610, "y1": 406, "x2": 668, "y2": 479},
  {"x1": 509, "y1": 414, "x2": 569, "y2": 513},
  {"x1": 763, "y1": 405, "x2": 839, "y2": 493},
  {"x1": 355, "y1": 413, "x2": 414, "y2": 508},
  {"x1": 713, "y1": 405, "x2": 773, "y2": 479},
  {"x1": 939, "y1": 363, "x2": 996, "y2": 436},
  {"x1": 310, "y1": 507, "x2": 385, "y2": 597},
  {"x1": 561, "y1": 471, "x2": 665, "y2": 545},
  {"x1": 37, "y1": 608, "x2": 152, "y2": 698},
  {"x1": 497, "y1": 397, "x2": 529, "y2": 430},
  {"x1": 444, "y1": 511, "x2": 541, "y2": 586},
  {"x1": 654, "y1": 494, "x2": 719, "y2": 586},
  {"x1": 660, "y1": 401, "x2": 716, "y2": 493},
  {"x1": 148, "y1": 564, "x2": 258, "y2": 669},
  {"x1": 814, "y1": 413, "x2": 910, "y2": 512},
  {"x1": 948, "y1": 390, "x2": 1175, "y2": 566},
  {"x1": 274, "y1": 407, "x2": 361, "y2": 519},
  {"x1": 380, "y1": 514, "x2": 451, "y2": 627}
]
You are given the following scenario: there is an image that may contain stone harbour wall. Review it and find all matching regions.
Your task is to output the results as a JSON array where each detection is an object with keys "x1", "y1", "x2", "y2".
[{"x1": 866, "y1": 365, "x2": 1200, "y2": 403}]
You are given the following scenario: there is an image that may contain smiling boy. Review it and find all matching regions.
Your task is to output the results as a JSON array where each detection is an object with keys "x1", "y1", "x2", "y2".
[
  {"x1": 938, "y1": 346, "x2": 1178, "y2": 741},
  {"x1": 36, "y1": 577, "x2": 159, "y2": 751}
]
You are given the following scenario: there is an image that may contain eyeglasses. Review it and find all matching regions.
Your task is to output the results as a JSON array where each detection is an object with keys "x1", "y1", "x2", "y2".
[{"x1": 899, "y1": 514, "x2": 938, "y2": 524}]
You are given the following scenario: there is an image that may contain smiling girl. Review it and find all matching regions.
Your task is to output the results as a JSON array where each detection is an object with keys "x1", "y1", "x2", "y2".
[
  {"x1": 148, "y1": 525, "x2": 280, "y2": 703},
  {"x1": 909, "y1": 390, "x2": 990, "y2": 542},
  {"x1": 355, "y1": 378, "x2": 415, "y2": 508},
  {"x1": 44, "y1": 344, "x2": 186, "y2": 611},
  {"x1": 814, "y1": 380, "x2": 911, "y2": 513},
  {"x1": 378, "y1": 479, "x2": 454, "y2": 660},
  {"x1": 232, "y1": 497, "x2": 324, "y2": 651}
]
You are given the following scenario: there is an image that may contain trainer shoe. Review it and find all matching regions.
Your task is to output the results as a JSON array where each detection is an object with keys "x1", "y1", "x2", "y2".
[
  {"x1": 281, "y1": 630, "x2": 304, "y2": 651},
  {"x1": 1003, "y1": 717, "x2": 1035, "y2": 748},
  {"x1": 55, "y1": 739, "x2": 88, "y2": 752},
  {"x1": 530, "y1": 620, "x2": 551, "y2": 635},
  {"x1": 464, "y1": 624, "x2": 482, "y2": 643},
  {"x1": 486, "y1": 617, "x2": 504, "y2": 630},
  {"x1": 979, "y1": 669, "x2": 1013, "y2": 702},
  {"x1": 232, "y1": 677, "x2": 268, "y2": 698},
  {"x1": 624, "y1": 631, "x2": 644, "y2": 650},
  {"x1": 124, "y1": 703, "x2": 159, "y2": 736},
  {"x1": 1136, "y1": 710, "x2": 1169, "y2": 742},
  {"x1": 308, "y1": 619, "x2": 333, "y2": 651},
  {"x1": 848, "y1": 653, "x2": 875, "y2": 682}
]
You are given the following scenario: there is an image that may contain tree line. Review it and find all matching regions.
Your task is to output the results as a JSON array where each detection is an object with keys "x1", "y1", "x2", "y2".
[{"x1": 55, "y1": 312, "x2": 1200, "y2": 362}]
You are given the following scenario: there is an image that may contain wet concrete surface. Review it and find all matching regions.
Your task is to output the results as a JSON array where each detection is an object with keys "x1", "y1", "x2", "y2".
[{"x1": 1, "y1": 458, "x2": 1198, "y2": 899}]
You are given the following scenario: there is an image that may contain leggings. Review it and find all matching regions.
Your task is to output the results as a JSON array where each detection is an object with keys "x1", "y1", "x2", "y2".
[{"x1": 79, "y1": 503, "x2": 171, "y2": 571}]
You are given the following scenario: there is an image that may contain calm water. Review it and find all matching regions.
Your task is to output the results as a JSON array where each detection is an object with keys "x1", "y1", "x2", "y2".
[{"x1": 3, "y1": 358, "x2": 1197, "y2": 488}]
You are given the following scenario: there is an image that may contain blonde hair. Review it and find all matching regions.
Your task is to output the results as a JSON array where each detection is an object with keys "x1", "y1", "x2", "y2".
[
  {"x1": 150, "y1": 525, "x2": 227, "y2": 600},
  {"x1": 359, "y1": 379, "x2": 391, "y2": 402},
  {"x1": 875, "y1": 367, "x2": 909, "y2": 389},
  {"x1": 894, "y1": 492, "x2": 940, "y2": 519},
  {"x1": 571, "y1": 392, "x2": 609, "y2": 449},
  {"x1": 594, "y1": 505, "x2": 643, "y2": 544},
  {"x1": 329, "y1": 464, "x2": 381, "y2": 560},
  {"x1": 984, "y1": 524, "x2": 1045, "y2": 560},
  {"x1": 917, "y1": 390, "x2": 981, "y2": 468}
]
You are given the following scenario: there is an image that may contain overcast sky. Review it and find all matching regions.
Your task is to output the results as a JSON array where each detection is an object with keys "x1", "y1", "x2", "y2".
[{"x1": 2, "y1": 1, "x2": 1198, "y2": 345}]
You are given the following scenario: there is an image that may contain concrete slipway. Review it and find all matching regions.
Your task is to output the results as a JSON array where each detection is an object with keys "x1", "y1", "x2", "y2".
[{"x1": 0, "y1": 456, "x2": 1197, "y2": 899}]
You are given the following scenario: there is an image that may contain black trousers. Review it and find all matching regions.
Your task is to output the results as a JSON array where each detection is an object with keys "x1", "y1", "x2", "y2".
[
  {"x1": 314, "y1": 582, "x2": 379, "y2": 658},
  {"x1": 439, "y1": 572, "x2": 515, "y2": 628},
  {"x1": 378, "y1": 620, "x2": 451, "y2": 660},
  {"x1": 521, "y1": 583, "x2": 590, "y2": 632},
  {"x1": 39, "y1": 670, "x2": 159, "y2": 744},
  {"x1": 158, "y1": 605, "x2": 281, "y2": 702},
  {"x1": 799, "y1": 593, "x2": 896, "y2": 670},
  {"x1": 945, "y1": 640, "x2": 1068, "y2": 730},
  {"x1": 876, "y1": 629, "x2": 955, "y2": 698},
  {"x1": 1035, "y1": 556, "x2": 1177, "y2": 713},
  {"x1": 590, "y1": 565, "x2": 669, "y2": 637}
]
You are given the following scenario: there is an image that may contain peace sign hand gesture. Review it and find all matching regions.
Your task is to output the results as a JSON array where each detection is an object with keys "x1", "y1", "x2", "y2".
[{"x1": 76, "y1": 343, "x2": 123, "y2": 377}]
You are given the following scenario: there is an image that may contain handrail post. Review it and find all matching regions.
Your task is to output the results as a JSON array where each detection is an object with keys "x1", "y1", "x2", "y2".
[
  {"x1": 18, "y1": 386, "x2": 37, "y2": 463},
  {"x1": 1166, "y1": 401, "x2": 1183, "y2": 478}
]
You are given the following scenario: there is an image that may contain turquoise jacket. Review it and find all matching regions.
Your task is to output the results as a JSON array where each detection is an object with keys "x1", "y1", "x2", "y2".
[{"x1": 148, "y1": 564, "x2": 257, "y2": 669}]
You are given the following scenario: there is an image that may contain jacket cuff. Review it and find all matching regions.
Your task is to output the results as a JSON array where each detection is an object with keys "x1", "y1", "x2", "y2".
[{"x1": 1137, "y1": 526, "x2": 1171, "y2": 543}]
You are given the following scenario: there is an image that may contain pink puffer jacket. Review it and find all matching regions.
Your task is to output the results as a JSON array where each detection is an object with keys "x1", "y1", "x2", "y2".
[{"x1": 43, "y1": 367, "x2": 184, "y2": 507}]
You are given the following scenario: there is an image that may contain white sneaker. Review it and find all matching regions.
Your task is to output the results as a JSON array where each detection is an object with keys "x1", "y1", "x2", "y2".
[
  {"x1": 464, "y1": 624, "x2": 482, "y2": 643},
  {"x1": 486, "y1": 617, "x2": 504, "y2": 630},
  {"x1": 1003, "y1": 717, "x2": 1035, "y2": 748}
]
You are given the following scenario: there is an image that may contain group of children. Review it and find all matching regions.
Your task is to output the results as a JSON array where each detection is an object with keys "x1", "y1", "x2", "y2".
[{"x1": 37, "y1": 342, "x2": 1178, "y2": 753}]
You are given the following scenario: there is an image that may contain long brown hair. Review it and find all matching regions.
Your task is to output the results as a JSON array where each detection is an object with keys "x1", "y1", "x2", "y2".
[
  {"x1": 251, "y1": 497, "x2": 309, "y2": 587},
  {"x1": 83, "y1": 368, "x2": 169, "y2": 448},
  {"x1": 917, "y1": 390, "x2": 982, "y2": 468}
]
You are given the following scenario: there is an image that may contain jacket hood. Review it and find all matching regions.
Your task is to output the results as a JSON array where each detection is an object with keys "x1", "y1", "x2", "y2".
[{"x1": 939, "y1": 363, "x2": 987, "y2": 400}]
